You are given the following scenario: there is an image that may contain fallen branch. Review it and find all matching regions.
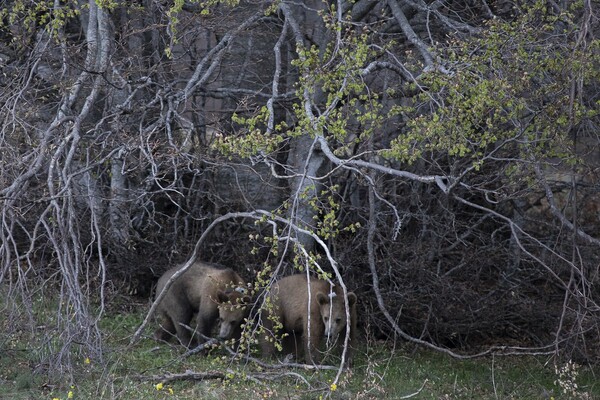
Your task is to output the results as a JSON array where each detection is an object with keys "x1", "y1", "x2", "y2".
[
  {"x1": 399, "y1": 379, "x2": 428, "y2": 399},
  {"x1": 134, "y1": 370, "x2": 225, "y2": 383},
  {"x1": 220, "y1": 341, "x2": 340, "y2": 371},
  {"x1": 184, "y1": 337, "x2": 339, "y2": 371},
  {"x1": 182, "y1": 338, "x2": 221, "y2": 357},
  {"x1": 135, "y1": 368, "x2": 314, "y2": 388}
]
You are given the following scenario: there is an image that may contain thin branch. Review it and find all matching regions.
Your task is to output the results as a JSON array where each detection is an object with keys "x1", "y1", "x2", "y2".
[
  {"x1": 316, "y1": 135, "x2": 450, "y2": 192},
  {"x1": 386, "y1": 0, "x2": 434, "y2": 68},
  {"x1": 266, "y1": 18, "x2": 288, "y2": 134},
  {"x1": 399, "y1": 379, "x2": 428, "y2": 399},
  {"x1": 361, "y1": 60, "x2": 413, "y2": 81},
  {"x1": 404, "y1": 0, "x2": 481, "y2": 34},
  {"x1": 134, "y1": 370, "x2": 226, "y2": 383},
  {"x1": 180, "y1": 10, "x2": 265, "y2": 100}
]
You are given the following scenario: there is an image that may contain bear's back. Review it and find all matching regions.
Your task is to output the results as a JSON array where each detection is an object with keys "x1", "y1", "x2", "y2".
[
  {"x1": 156, "y1": 261, "x2": 238, "y2": 307},
  {"x1": 273, "y1": 274, "x2": 335, "y2": 304},
  {"x1": 272, "y1": 275, "x2": 336, "y2": 327},
  {"x1": 181, "y1": 262, "x2": 244, "y2": 305}
]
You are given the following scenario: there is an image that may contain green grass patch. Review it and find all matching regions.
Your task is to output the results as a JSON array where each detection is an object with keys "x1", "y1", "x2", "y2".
[{"x1": 1, "y1": 303, "x2": 599, "y2": 399}]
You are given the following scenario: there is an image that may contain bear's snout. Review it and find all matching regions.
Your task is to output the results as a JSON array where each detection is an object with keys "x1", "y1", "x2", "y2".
[
  {"x1": 323, "y1": 320, "x2": 340, "y2": 340},
  {"x1": 218, "y1": 321, "x2": 235, "y2": 339}
]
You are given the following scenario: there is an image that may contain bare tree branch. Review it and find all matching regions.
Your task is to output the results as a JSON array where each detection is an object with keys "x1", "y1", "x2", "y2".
[{"x1": 386, "y1": 0, "x2": 435, "y2": 68}]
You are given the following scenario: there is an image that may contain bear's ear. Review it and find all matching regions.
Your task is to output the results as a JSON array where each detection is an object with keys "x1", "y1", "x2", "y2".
[
  {"x1": 216, "y1": 290, "x2": 230, "y2": 304},
  {"x1": 316, "y1": 292, "x2": 329, "y2": 305},
  {"x1": 347, "y1": 292, "x2": 357, "y2": 306}
]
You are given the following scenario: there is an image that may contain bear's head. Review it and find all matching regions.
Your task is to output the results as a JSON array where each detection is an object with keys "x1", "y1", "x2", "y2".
[
  {"x1": 215, "y1": 287, "x2": 251, "y2": 340},
  {"x1": 316, "y1": 290, "x2": 356, "y2": 341}
]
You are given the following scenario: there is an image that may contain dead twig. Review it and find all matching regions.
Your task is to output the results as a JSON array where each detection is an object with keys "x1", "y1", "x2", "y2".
[{"x1": 134, "y1": 370, "x2": 225, "y2": 383}]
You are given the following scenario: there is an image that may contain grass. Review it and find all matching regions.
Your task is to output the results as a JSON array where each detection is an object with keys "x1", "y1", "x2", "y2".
[{"x1": 1, "y1": 303, "x2": 599, "y2": 399}]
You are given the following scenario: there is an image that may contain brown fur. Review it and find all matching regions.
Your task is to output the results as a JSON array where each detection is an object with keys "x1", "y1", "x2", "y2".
[
  {"x1": 153, "y1": 261, "x2": 250, "y2": 348},
  {"x1": 260, "y1": 274, "x2": 357, "y2": 365}
]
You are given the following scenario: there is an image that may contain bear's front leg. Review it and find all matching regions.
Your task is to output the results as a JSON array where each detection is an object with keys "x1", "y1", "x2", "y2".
[
  {"x1": 171, "y1": 309, "x2": 195, "y2": 348},
  {"x1": 195, "y1": 302, "x2": 219, "y2": 345},
  {"x1": 154, "y1": 315, "x2": 176, "y2": 342}
]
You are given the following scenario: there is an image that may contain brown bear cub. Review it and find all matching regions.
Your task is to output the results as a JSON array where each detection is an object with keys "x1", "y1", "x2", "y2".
[
  {"x1": 260, "y1": 274, "x2": 357, "y2": 365},
  {"x1": 153, "y1": 261, "x2": 251, "y2": 349}
]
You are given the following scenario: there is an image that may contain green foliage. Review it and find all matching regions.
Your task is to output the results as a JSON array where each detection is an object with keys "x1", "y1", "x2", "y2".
[
  {"x1": 290, "y1": 27, "x2": 385, "y2": 143},
  {"x1": 214, "y1": 110, "x2": 286, "y2": 158},
  {"x1": 385, "y1": 2, "x2": 599, "y2": 170},
  {"x1": 0, "y1": 0, "x2": 80, "y2": 40},
  {"x1": 94, "y1": 0, "x2": 118, "y2": 11}
]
